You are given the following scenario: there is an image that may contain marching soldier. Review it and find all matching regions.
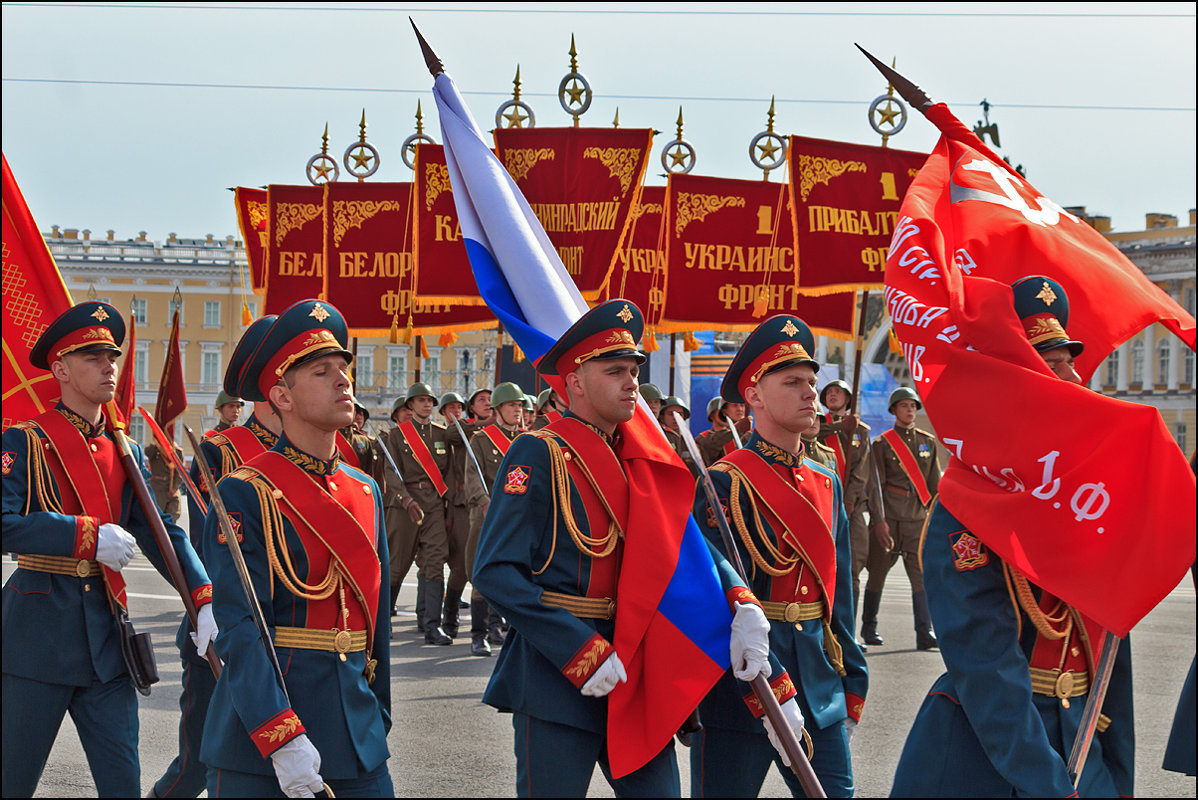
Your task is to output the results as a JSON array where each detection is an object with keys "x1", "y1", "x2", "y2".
[
  {"x1": 382, "y1": 397, "x2": 421, "y2": 618},
  {"x1": 691, "y1": 314, "x2": 868, "y2": 798},
  {"x1": 802, "y1": 415, "x2": 840, "y2": 473},
  {"x1": 892, "y1": 276, "x2": 1133, "y2": 796},
  {"x1": 659, "y1": 395, "x2": 697, "y2": 476},
  {"x1": 466, "y1": 387, "x2": 495, "y2": 425},
  {"x1": 145, "y1": 436, "x2": 185, "y2": 517},
  {"x1": 860, "y1": 386, "x2": 941, "y2": 651},
  {"x1": 380, "y1": 383, "x2": 458, "y2": 645},
  {"x1": 637, "y1": 382, "x2": 664, "y2": 418},
  {"x1": 2, "y1": 301, "x2": 214, "y2": 797},
  {"x1": 200, "y1": 299, "x2": 392, "y2": 797},
  {"x1": 440, "y1": 391, "x2": 476, "y2": 639},
  {"x1": 152, "y1": 316, "x2": 281, "y2": 799},
  {"x1": 347, "y1": 401, "x2": 386, "y2": 490},
  {"x1": 696, "y1": 396, "x2": 751, "y2": 467},
  {"x1": 473, "y1": 300, "x2": 772, "y2": 796},
  {"x1": 522, "y1": 394, "x2": 538, "y2": 430},
  {"x1": 462, "y1": 381, "x2": 526, "y2": 656},
  {"x1": 532, "y1": 388, "x2": 565, "y2": 429},
  {"x1": 211, "y1": 390, "x2": 245, "y2": 434},
  {"x1": 817, "y1": 380, "x2": 873, "y2": 633}
]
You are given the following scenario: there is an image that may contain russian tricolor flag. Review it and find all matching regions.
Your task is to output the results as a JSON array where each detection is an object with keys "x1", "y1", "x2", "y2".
[{"x1": 432, "y1": 61, "x2": 733, "y2": 777}]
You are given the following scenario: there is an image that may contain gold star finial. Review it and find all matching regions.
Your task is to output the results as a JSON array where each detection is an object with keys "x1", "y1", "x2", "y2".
[{"x1": 1037, "y1": 281, "x2": 1057, "y2": 307}]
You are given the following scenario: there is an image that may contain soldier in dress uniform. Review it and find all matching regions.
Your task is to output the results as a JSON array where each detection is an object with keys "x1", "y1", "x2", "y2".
[
  {"x1": 380, "y1": 382, "x2": 459, "y2": 645},
  {"x1": 2, "y1": 301, "x2": 215, "y2": 797},
  {"x1": 212, "y1": 390, "x2": 245, "y2": 434},
  {"x1": 817, "y1": 380, "x2": 873, "y2": 628},
  {"x1": 658, "y1": 395, "x2": 697, "y2": 476},
  {"x1": 199, "y1": 299, "x2": 392, "y2": 797},
  {"x1": 151, "y1": 316, "x2": 281, "y2": 798},
  {"x1": 691, "y1": 314, "x2": 868, "y2": 798},
  {"x1": 439, "y1": 391, "x2": 477, "y2": 640},
  {"x1": 473, "y1": 300, "x2": 773, "y2": 797},
  {"x1": 462, "y1": 381, "x2": 526, "y2": 656},
  {"x1": 860, "y1": 386, "x2": 941, "y2": 651},
  {"x1": 891, "y1": 276, "x2": 1133, "y2": 797}
]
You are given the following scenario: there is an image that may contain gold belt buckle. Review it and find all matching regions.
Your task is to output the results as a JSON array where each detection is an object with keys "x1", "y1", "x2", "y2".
[
  {"x1": 334, "y1": 629, "x2": 352, "y2": 662},
  {"x1": 1054, "y1": 671, "x2": 1075, "y2": 709},
  {"x1": 784, "y1": 602, "x2": 804, "y2": 630},
  {"x1": 604, "y1": 599, "x2": 616, "y2": 619},
  {"x1": 76, "y1": 560, "x2": 93, "y2": 578}
]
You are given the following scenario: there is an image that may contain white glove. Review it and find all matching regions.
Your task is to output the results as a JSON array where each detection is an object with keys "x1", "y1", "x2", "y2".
[
  {"x1": 270, "y1": 733, "x2": 323, "y2": 798},
  {"x1": 190, "y1": 604, "x2": 218, "y2": 658},
  {"x1": 762, "y1": 697, "x2": 806, "y2": 767},
  {"x1": 730, "y1": 601, "x2": 771, "y2": 681},
  {"x1": 96, "y1": 523, "x2": 136, "y2": 570},
  {"x1": 845, "y1": 717, "x2": 857, "y2": 744},
  {"x1": 580, "y1": 651, "x2": 627, "y2": 697}
]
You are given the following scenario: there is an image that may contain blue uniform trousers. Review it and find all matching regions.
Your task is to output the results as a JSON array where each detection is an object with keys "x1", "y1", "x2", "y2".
[
  {"x1": 2, "y1": 672, "x2": 139, "y2": 797},
  {"x1": 512, "y1": 712, "x2": 680, "y2": 797},
  {"x1": 153, "y1": 654, "x2": 217, "y2": 797},
  {"x1": 690, "y1": 721, "x2": 853, "y2": 798},
  {"x1": 206, "y1": 761, "x2": 393, "y2": 797}
]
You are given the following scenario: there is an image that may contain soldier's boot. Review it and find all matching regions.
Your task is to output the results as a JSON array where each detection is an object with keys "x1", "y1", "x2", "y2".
[
  {"x1": 389, "y1": 583, "x2": 401, "y2": 617},
  {"x1": 861, "y1": 590, "x2": 884, "y2": 646},
  {"x1": 853, "y1": 588, "x2": 867, "y2": 652},
  {"x1": 414, "y1": 574, "x2": 426, "y2": 633},
  {"x1": 442, "y1": 587, "x2": 462, "y2": 639},
  {"x1": 423, "y1": 579, "x2": 452, "y2": 645},
  {"x1": 913, "y1": 591, "x2": 939, "y2": 651},
  {"x1": 470, "y1": 594, "x2": 492, "y2": 657},
  {"x1": 488, "y1": 606, "x2": 506, "y2": 647}
]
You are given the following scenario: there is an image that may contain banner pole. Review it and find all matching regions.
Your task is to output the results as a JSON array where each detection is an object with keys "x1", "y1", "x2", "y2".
[
  {"x1": 848, "y1": 290, "x2": 870, "y2": 415},
  {"x1": 668, "y1": 333, "x2": 677, "y2": 395}
]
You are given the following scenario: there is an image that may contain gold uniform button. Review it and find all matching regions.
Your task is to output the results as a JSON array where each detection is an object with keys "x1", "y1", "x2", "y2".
[
  {"x1": 563, "y1": 451, "x2": 573, "y2": 461},
  {"x1": 272, "y1": 489, "x2": 284, "y2": 499},
  {"x1": 800, "y1": 585, "x2": 809, "y2": 596},
  {"x1": 329, "y1": 481, "x2": 338, "y2": 491},
  {"x1": 362, "y1": 485, "x2": 371, "y2": 494},
  {"x1": 90, "y1": 443, "x2": 98, "y2": 452},
  {"x1": 1071, "y1": 646, "x2": 1080, "y2": 658},
  {"x1": 825, "y1": 478, "x2": 831, "y2": 488},
  {"x1": 84, "y1": 584, "x2": 91, "y2": 592}
]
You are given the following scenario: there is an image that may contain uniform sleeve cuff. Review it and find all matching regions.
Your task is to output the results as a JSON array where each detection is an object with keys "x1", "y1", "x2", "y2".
[
  {"x1": 74, "y1": 516, "x2": 99, "y2": 560},
  {"x1": 250, "y1": 708, "x2": 307, "y2": 758},
  {"x1": 727, "y1": 586, "x2": 761, "y2": 611},
  {"x1": 561, "y1": 633, "x2": 614, "y2": 689},
  {"x1": 742, "y1": 672, "x2": 797, "y2": 719},
  {"x1": 192, "y1": 584, "x2": 213, "y2": 609},
  {"x1": 845, "y1": 691, "x2": 865, "y2": 723}
]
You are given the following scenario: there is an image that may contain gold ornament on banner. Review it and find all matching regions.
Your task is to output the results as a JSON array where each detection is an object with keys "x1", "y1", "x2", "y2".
[
  {"x1": 749, "y1": 96, "x2": 787, "y2": 180},
  {"x1": 867, "y1": 57, "x2": 907, "y2": 147},
  {"x1": 558, "y1": 35, "x2": 593, "y2": 127},
  {"x1": 306, "y1": 123, "x2": 340, "y2": 186},
  {"x1": 401, "y1": 100, "x2": 436, "y2": 171},
  {"x1": 343, "y1": 110, "x2": 380, "y2": 181},
  {"x1": 496, "y1": 65, "x2": 536, "y2": 130},
  {"x1": 660, "y1": 107, "x2": 696, "y2": 175}
]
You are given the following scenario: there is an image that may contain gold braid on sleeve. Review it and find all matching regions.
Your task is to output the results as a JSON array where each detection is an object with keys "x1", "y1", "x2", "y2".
[
  {"x1": 728, "y1": 470, "x2": 798, "y2": 578},
  {"x1": 23, "y1": 427, "x2": 63, "y2": 515},
  {"x1": 529, "y1": 433, "x2": 618, "y2": 575},
  {"x1": 252, "y1": 478, "x2": 339, "y2": 603},
  {"x1": 220, "y1": 444, "x2": 238, "y2": 477}
]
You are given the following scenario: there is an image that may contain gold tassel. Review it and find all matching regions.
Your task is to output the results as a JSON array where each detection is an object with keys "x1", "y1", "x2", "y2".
[
  {"x1": 401, "y1": 319, "x2": 415, "y2": 345},
  {"x1": 419, "y1": 337, "x2": 430, "y2": 360},
  {"x1": 888, "y1": 327, "x2": 903, "y2": 354},
  {"x1": 513, "y1": 342, "x2": 525, "y2": 363},
  {"x1": 438, "y1": 331, "x2": 458, "y2": 347},
  {"x1": 241, "y1": 302, "x2": 254, "y2": 326},
  {"x1": 388, "y1": 314, "x2": 400, "y2": 344},
  {"x1": 683, "y1": 331, "x2": 701, "y2": 352},
  {"x1": 642, "y1": 327, "x2": 660, "y2": 353},
  {"x1": 752, "y1": 289, "x2": 769, "y2": 319}
]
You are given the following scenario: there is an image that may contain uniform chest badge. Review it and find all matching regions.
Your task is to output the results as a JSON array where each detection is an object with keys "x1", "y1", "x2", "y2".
[
  {"x1": 950, "y1": 531, "x2": 988, "y2": 571},
  {"x1": 504, "y1": 465, "x2": 531, "y2": 495},
  {"x1": 434, "y1": 442, "x2": 446, "y2": 454},
  {"x1": 705, "y1": 498, "x2": 731, "y2": 530},
  {"x1": 218, "y1": 512, "x2": 244, "y2": 545},
  {"x1": 1, "y1": 452, "x2": 13, "y2": 475},
  {"x1": 918, "y1": 443, "x2": 931, "y2": 458}
]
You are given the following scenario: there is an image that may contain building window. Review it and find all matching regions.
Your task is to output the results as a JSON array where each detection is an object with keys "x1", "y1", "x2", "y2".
[
  {"x1": 243, "y1": 301, "x2": 258, "y2": 324},
  {"x1": 1156, "y1": 339, "x2": 1171, "y2": 385},
  {"x1": 128, "y1": 415, "x2": 146, "y2": 449},
  {"x1": 202, "y1": 351, "x2": 221, "y2": 387},
  {"x1": 204, "y1": 301, "x2": 221, "y2": 328},
  {"x1": 134, "y1": 341, "x2": 149, "y2": 385},
  {"x1": 1176, "y1": 423, "x2": 1188, "y2": 453},
  {"x1": 1185, "y1": 348, "x2": 1195, "y2": 386},
  {"x1": 1104, "y1": 350, "x2": 1119, "y2": 386},
  {"x1": 167, "y1": 295, "x2": 184, "y2": 326},
  {"x1": 387, "y1": 353, "x2": 406, "y2": 390},
  {"x1": 356, "y1": 351, "x2": 374, "y2": 390},
  {"x1": 422, "y1": 354, "x2": 441, "y2": 390},
  {"x1": 459, "y1": 349, "x2": 474, "y2": 394},
  {"x1": 131, "y1": 297, "x2": 148, "y2": 326},
  {"x1": 1129, "y1": 339, "x2": 1144, "y2": 385}
]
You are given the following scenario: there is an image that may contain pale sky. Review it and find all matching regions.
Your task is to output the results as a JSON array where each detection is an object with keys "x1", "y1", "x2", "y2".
[{"x1": 3, "y1": 2, "x2": 1194, "y2": 242}]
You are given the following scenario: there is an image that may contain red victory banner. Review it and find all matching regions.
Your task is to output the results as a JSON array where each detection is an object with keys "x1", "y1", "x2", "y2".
[
  {"x1": 789, "y1": 136, "x2": 928, "y2": 295},
  {"x1": 494, "y1": 127, "x2": 653, "y2": 300},
  {"x1": 112, "y1": 312, "x2": 136, "y2": 426},
  {"x1": 603, "y1": 185, "x2": 666, "y2": 330},
  {"x1": 155, "y1": 308, "x2": 187, "y2": 438},
  {"x1": 659, "y1": 174, "x2": 856, "y2": 337},
  {"x1": 264, "y1": 184, "x2": 325, "y2": 315},
  {"x1": 886, "y1": 102, "x2": 1195, "y2": 636},
  {"x1": 234, "y1": 187, "x2": 268, "y2": 295},
  {"x1": 412, "y1": 143, "x2": 486, "y2": 306}
]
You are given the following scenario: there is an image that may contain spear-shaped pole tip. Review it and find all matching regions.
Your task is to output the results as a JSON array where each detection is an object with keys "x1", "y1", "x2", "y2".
[
  {"x1": 855, "y1": 44, "x2": 933, "y2": 112},
  {"x1": 410, "y1": 18, "x2": 444, "y2": 77}
]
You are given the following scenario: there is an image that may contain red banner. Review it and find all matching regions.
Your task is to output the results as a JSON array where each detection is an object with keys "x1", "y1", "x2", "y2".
[
  {"x1": 494, "y1": 127, "x2": 653, "y2": 300},
  {"x1": 659, "y1": 174, "x2": 856, "y2": 336},
  {"x1": 155, "y1": 309, "x2": 187, "y2": 437},
  {"x1": 603, "y1": 185, "x2": 666, "y2": 329},
  {"x1": 412, "y1": 143, "x2": 486, "y2": 305},
  {"x1": 234, "y1": 187, "x2": 268, "y2": 296},
  {"x1": 264, "y1": 184, "x2": 325, "y2": 315},
  {"x1": 789, "y1": 136, "x2": 927, "y2": 295},
  {"x1": 113, "y1": 314, "x2": 136, "y2": 427},
  {"x1": 2, "y1": 154, "x2": 73, "y2": 429},
  {"x1": 887, "y1": 103, "x2": 1195, "y2": 636}
]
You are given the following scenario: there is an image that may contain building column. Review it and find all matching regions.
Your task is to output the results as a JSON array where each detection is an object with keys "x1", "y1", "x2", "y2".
[
  {"x1": 1115, "y1": 342, "x2": 1130, "y2": 394},
  {"x1": 1141, "y1": 324, "x2": 1155, "y2": 394},
  {"x1": 1168, "y1": 333, "x2": 1181, "y2": 392}
]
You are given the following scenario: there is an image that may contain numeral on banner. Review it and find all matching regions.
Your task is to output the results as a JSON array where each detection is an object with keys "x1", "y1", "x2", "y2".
[
  {"x1": 879, "y1": 172, "x2": 899, "y2": 201},
  {"x1": 756, "y1": 205, "x2": 774, "y2": 235}
]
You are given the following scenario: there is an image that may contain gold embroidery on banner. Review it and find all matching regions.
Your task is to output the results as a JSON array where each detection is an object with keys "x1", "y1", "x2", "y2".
[
  {"x1": 796, "y1": 155, "x2": 867, "y2": 202},
  {"x1": 503, "y1": 148, "x2": 556, "y2": 182},
  {"x1": 565, "y1": 637, "x2": 611, "y2": 681},
  {"x1": 583, "y1": 146, "x2": 641, "y2": 194},
  {"x1": 629, "y1": 201, "x2": 663, "y2": 223},
  {"x1": 424, "y1": 163, "x2": 452, "y2": 210},
  {"x1": 274, "y1": 203, "x2": 322, "y2": 246},
  {"x1": 673, "y1": 193, "x2": 747, "y2": 237},
  {"x1": 332, "y1": 200, "x2": 403, "y2": 247},
  {"x1": 248, "y1": 200, "x2": 268, "y2": 231}
]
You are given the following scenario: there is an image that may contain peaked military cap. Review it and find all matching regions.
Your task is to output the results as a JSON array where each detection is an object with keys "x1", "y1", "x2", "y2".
[
  {"x1": 491, "y1": 382, "x2": 525, "y2": 408},
  {"x1": 819, "y1": 379, "x2": 853, "y2": 408},
  {"x1": 438, "y1": 391, "x2": 466, "y2": 413},
  {"x1": 1011, "y1": 275, "x2": 1084, "y2": 357},
  {"x1": 240, "y1": 300, "x2": 352, "y2": 402},
  {"x1": 661, "y1": 395, "x2": 690, "y2": 420},
  {"x1": 225, "y1": 314, "x2": 277, "y2": 398},
  {"x1": 721, "y1": 314, "x2": 819, "y2": 404},
  {"x1": 30, "y1": 301, "x2": 125, "y2": 370},
  {"x1": 536, "y1": 299, "x2": 646, "y2": 376}
]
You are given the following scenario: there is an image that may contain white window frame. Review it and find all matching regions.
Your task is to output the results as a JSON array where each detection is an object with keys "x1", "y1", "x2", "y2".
[{"x1": 203, "y1": 301, "x2": 221, "y2": 328}]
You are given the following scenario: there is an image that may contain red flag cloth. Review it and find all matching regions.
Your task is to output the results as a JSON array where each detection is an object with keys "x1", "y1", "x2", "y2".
[
  {"x1": 234, "y1": 187, "x2": 268, "y2": 295},
  {"x1": 788, "y1": 136, "x2": 927, "y2": 294},
  {"x1": 2, "y1": 154, "x2": 74, "y2": 430},
  {"x1": 886, "y1": 103, "x2": 1196, "y2": 636},
  {"x1": 603, "y1": 186, "x2": 666, "y2": 329},
  {"x1": 112, "y1": 313, "x2": 136, "y2": 427},
  {"x1": 155, "y1": 309, "x2": 187, "y2": 437}
]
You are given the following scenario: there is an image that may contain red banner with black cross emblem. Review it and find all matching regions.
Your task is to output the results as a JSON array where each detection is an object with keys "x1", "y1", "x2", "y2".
[
  {"x1": 264, "y1": 184, "x2": 326, "y2": 315},
  {"x1": 658, "y1": 173, "x2": 856, "y2": 337},
  {"x1": 234, "y1": 187, "x2": 269, "y2": 295},
  {"x1": 413, "y1": 143, "x2": 487, "y2": 305},
  {"x1": 602, "y1": 185, "x2": 666, "y2": 330},
  {"x1": 788, "y1": 137, "x2": 928, "y2": 295},
  {"x1": 493, "y1": 127, "x2": 654, "y2": 301}
]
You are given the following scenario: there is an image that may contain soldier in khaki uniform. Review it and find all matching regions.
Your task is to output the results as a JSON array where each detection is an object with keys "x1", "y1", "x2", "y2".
[
  {"x1": 801, "y1": 415, "x2": 839, "y2": 473},
  {"x1": 695, "y1": 397, "x2": 750, "y2": 467},
  {"x1": 211, "y1": 390, "x2": 244, "y2": 434},
  {"x1": 381, "y1": 382, "x2": 461, "y2": 645},
  {"x1": 862, "y1": 386, "x2": 941, "y2": 651},
  {"x1": 144, "y1": 438, "x2": 184, "y2": 517},
  {"x1": 462, "y1": 382, "x2": 525, "y2": 656},
  {"x1": 381, "y1": 397, "x2": 422, "y2": 621},
  {"x1": 658, "y1": 396, "x2": 697, "y2": 476},
  {"x1": 532, "y1": 388, "x2": 565, "y2": 430},
  {"x1": 439, "y1": 391, "x2": 481, "y2": 640}
]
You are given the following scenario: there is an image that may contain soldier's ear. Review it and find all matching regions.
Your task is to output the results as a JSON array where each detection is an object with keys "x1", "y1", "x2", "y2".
[
  {"x1": 269, "y1": 381, "x2": 294, "y2": 415},
  {"x1": 50, "y1": 358, "x2": 71, "y2": 383}
]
